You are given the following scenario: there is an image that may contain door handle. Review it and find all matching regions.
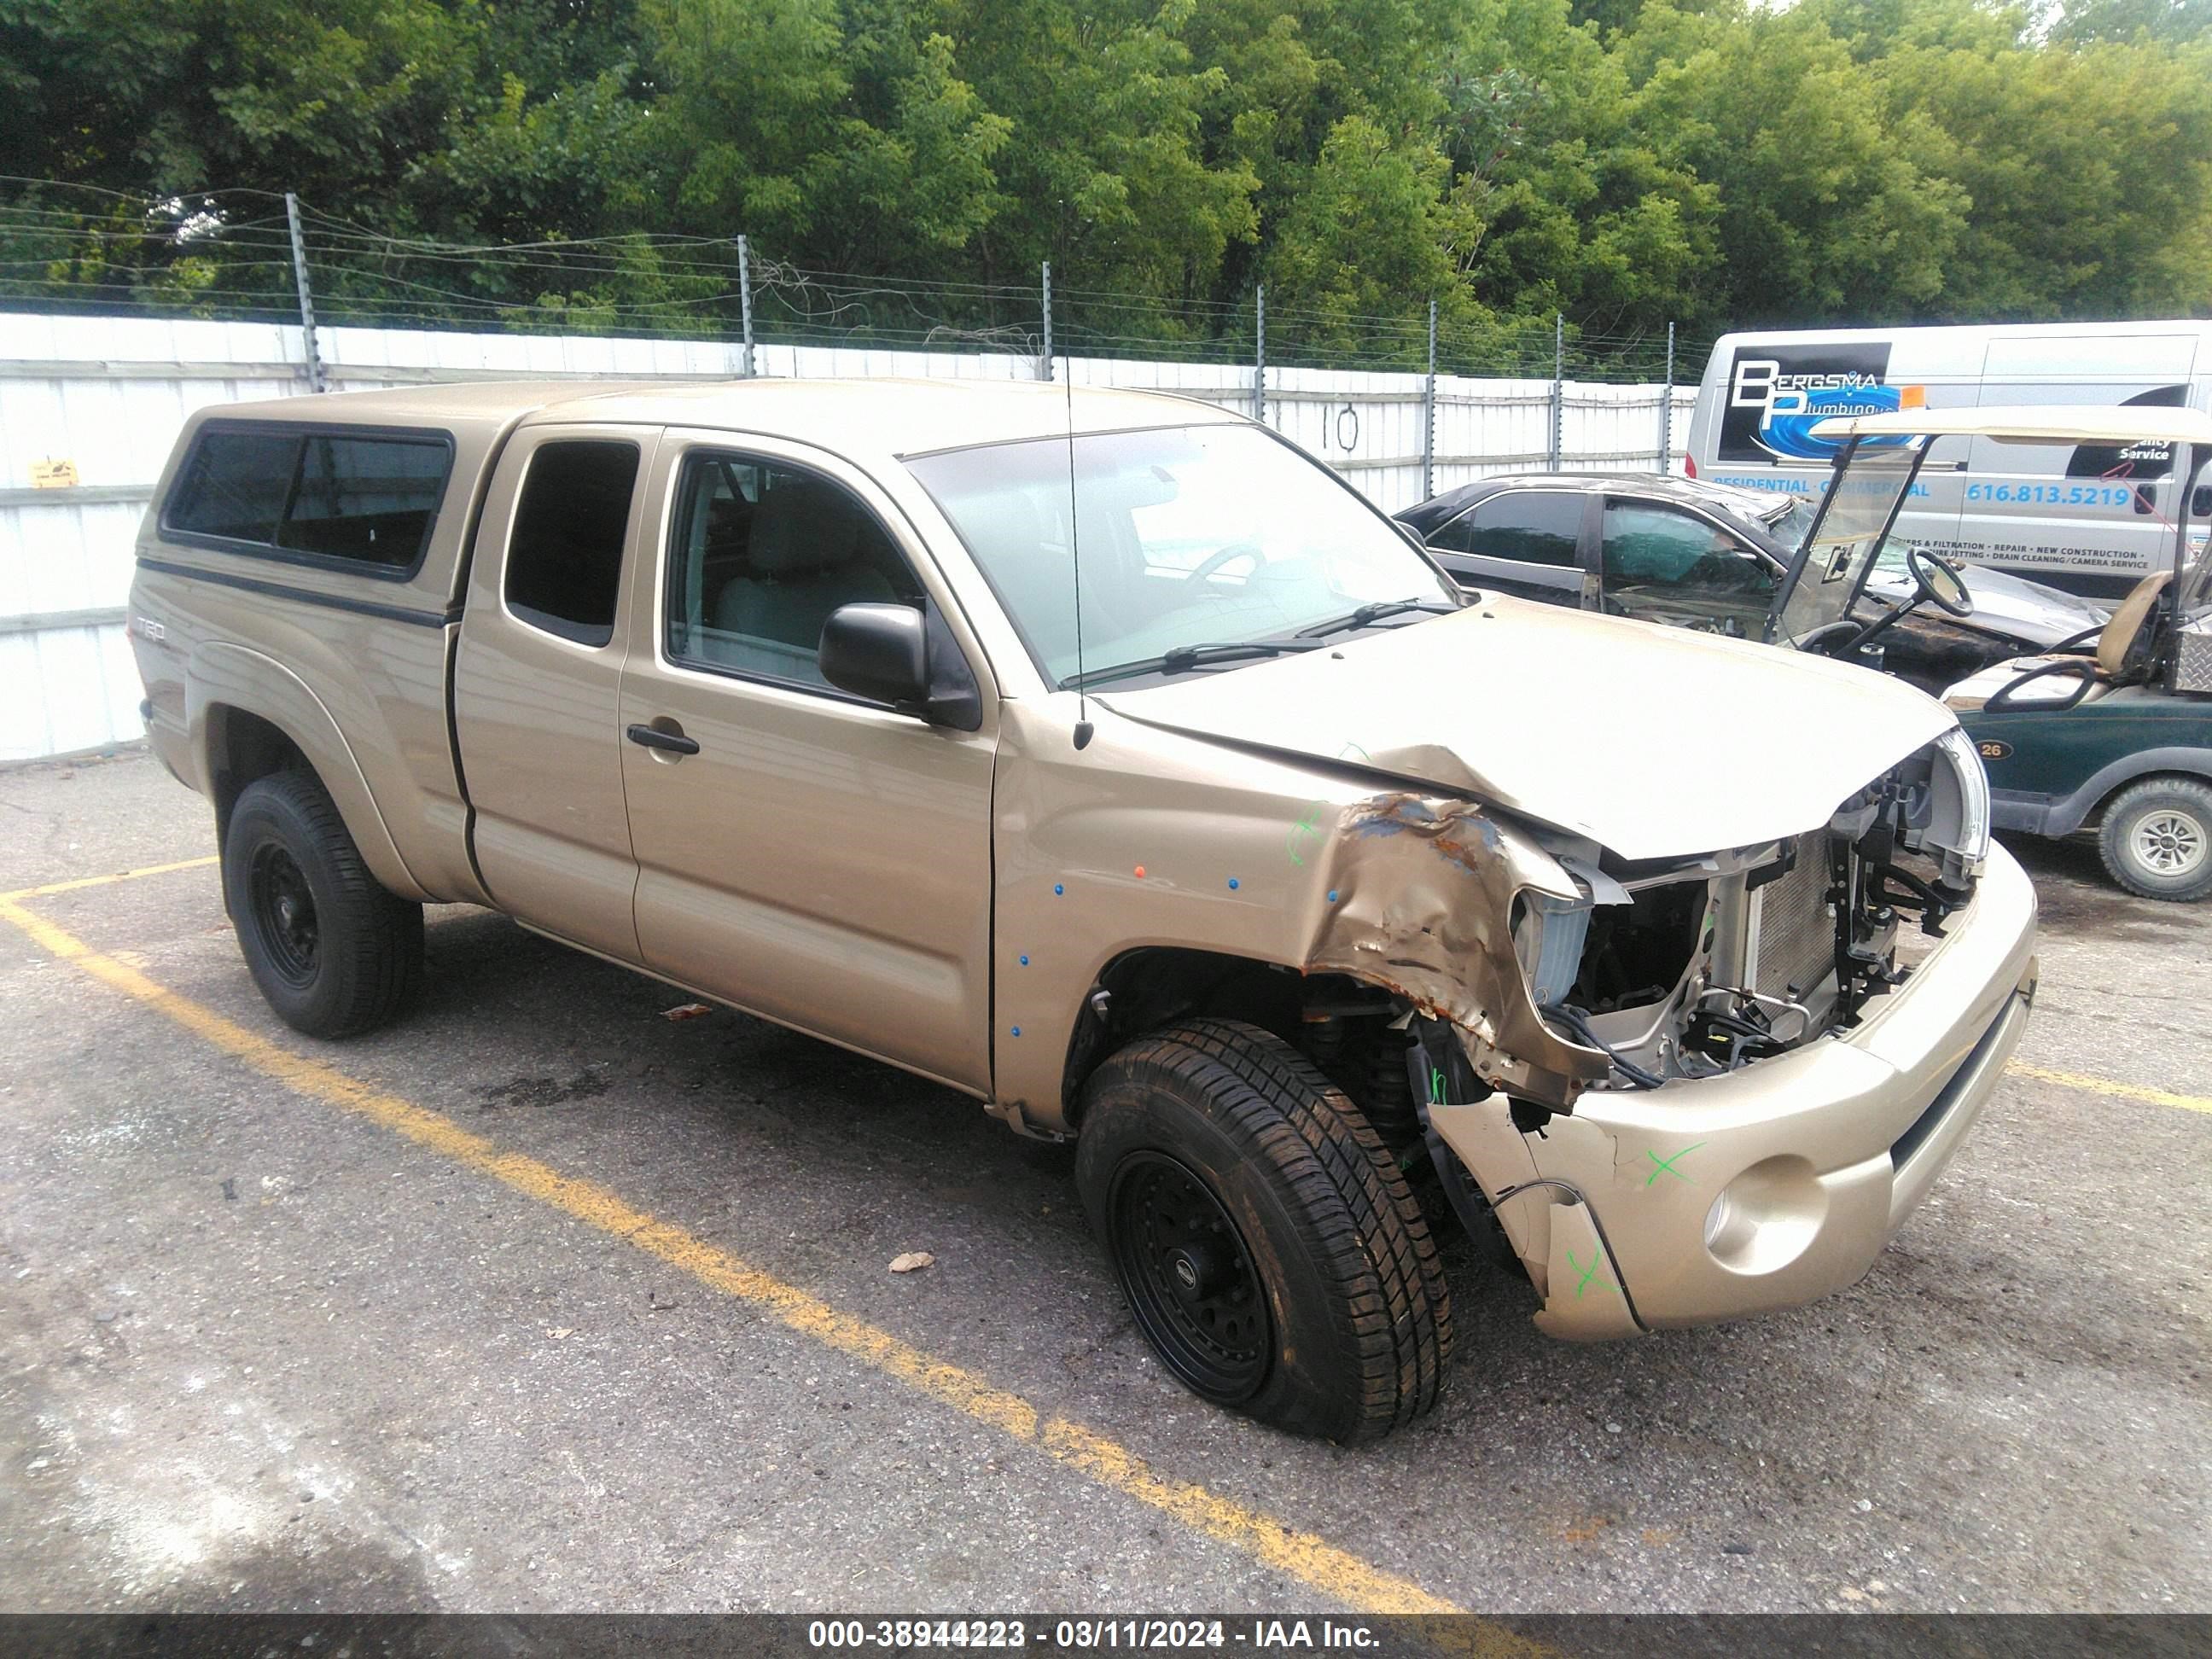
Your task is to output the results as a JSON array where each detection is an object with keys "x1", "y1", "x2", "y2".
[{"x1": 626, "y1": 723, "x2": 700, "y2": 756}]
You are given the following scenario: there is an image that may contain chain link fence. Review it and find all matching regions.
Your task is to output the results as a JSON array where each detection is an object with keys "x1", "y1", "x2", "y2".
[{"x1": 1, "y1": 179, "x2": 1704, "y2": 760}]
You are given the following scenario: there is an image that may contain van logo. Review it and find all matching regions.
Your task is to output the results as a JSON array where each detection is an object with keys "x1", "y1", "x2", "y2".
[
  {"x1": 1719, "y1": 343, "x2": 1918, "y2": 464},
  {"x1": 1977, "y1": 739, "x2": 2012, "y2": 761}
]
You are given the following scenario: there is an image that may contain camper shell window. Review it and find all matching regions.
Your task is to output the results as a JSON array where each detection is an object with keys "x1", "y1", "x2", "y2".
[{"x1": 162, "y1": 421, "x2": 454, "y2": 578}]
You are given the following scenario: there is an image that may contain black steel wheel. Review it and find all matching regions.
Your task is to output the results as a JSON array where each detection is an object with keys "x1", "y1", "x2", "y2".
[
  {"x1": 1108, "y1": 1151, "x2": 1271, "y2": 1401},
  {"x1": 1075, "y1": 1019, "x2": 1452, "y2": 1443},
  {"x1": 247, "y1": 842, "x2": 320, "y2": 987},
  {"x1": 224, "y1": 770, "x2": 422, "y2": 1037}
]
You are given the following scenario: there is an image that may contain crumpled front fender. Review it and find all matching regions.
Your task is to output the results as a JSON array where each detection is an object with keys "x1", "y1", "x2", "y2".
[{"x1": 1299, "y1": 792, "x2": 1607, "y2": 1106}]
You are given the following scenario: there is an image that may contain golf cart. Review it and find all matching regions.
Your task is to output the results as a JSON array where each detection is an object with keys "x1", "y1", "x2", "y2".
[{"x1": 1811, "y1": 405, "x2": 2212, "y2": 901}]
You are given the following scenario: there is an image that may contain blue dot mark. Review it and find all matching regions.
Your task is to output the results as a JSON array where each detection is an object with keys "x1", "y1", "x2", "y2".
[
  {"x1": 1018, "y1": 953, "x2": 1029, "y2": 966},
  {"x1": 1053, "y1": 883, "x2": 1064, "y2": 896},
  {"x1": 1327, "y1": 888, "x2": 1339, "y2": 903},
  {"x1": 1010, "y1": 1026, "x2": 1022, "y2": 1037},
  {"x1": 1227, "y1": 876, "x2": 1240, "y2": 890}
]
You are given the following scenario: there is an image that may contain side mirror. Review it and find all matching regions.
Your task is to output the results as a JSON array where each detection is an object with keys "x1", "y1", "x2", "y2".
[
  {"x1": 820, "y1": 602, "x2": 929, "y2": 707},
  {"x1": 2192, "y1": 484, "x2": 2211, "y2": 520}
]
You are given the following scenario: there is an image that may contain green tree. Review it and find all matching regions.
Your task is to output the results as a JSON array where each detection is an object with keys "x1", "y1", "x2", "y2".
[
  {"x1": 1618, "y1": 1, "x2": 1965, "y2": 329},
  {"x1": 1876, "y1": 26, "x2": 2212, "y2": 317},
  {"x1": 1260, "y1": 114, "x2": 1481, "y2": 360}
]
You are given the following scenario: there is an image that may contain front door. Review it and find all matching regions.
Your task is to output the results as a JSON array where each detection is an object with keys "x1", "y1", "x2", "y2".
[
  {"x1": 616, "y1": 432, "x2": 998, "y2": 1095},
  {"x1": 1595, "y1": 496, "x2": 1780, "y2": 638}
]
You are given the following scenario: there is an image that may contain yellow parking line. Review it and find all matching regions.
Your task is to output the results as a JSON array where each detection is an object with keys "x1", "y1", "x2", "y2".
[
  {"x1": 2005, "y1": 1062, "x2": 2212, "y2": 1118},
  {"x1": 0, "y1": 894, "x2": 1510, "y2": 1627},
  {"x1": 1, "y1": 853, "x2": 218, "y2": 902}
]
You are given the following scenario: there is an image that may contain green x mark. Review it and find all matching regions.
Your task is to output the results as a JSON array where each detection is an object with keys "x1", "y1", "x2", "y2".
[
  {"x1": 1568, "y1": 1245, "x2": 1617, "y2": 1298},
  {"x1": 1644, "y1": 1141, "x2": 1707, "y2": 1187}
]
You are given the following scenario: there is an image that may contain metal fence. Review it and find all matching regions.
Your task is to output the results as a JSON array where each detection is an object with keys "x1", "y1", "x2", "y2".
[{"x1": 0, "y1": 307, "x2": 1696, "y2": 762}]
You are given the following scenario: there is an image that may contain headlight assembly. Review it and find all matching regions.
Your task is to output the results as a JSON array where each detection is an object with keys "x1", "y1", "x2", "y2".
[{"x1": 1930, "y1": 725, "x2": 1993, "y2": 880}]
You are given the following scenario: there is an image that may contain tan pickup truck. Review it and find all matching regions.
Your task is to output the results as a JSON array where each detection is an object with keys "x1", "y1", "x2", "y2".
[{"x1": 129, "y1": 378, "x2": 2038, "y2": 1442}]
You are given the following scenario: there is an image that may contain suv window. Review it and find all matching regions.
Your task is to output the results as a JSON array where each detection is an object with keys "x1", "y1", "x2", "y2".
[
  {"x1": 166, "y1": 425, "x2": 451, "y2": 572},
  {"x1": 1432, "y1": 490, "x2": 1584, "y2": 566},
  {"x1": 666, "y1": 453, "x2": 920, "y2": 690},
  {"x1": 504, "y1": 440, "x2": 641, "y2": 647}
]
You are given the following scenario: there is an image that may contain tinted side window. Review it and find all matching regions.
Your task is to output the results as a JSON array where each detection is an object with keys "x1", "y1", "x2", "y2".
[
  {"x1": 666, "y1": 453, "x2": 918, "y2": 690},
  {"x1": 504, "y1": 440, "x2": 642, "y2": 647},
  {"x1": 167, "y1": 429, "x2": 299, "y2": 545},
  {"x1": 166, "y1": 424, "x2": 452, "y2": 573},
  {"x1": 278, "y1": 434, "x2": 450, "y2": 568},
  {"x1": 1433, "y1": 491, "x2": 1584, "y2": 566},
  {"x1": 1602, "y1": 502, "x2": 1768, "y2": 589}
]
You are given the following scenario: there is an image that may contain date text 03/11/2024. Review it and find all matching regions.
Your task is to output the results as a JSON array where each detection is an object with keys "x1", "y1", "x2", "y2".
[{"x1": 806, "y1": 1620, "x2": 1382, "y2": 1650}]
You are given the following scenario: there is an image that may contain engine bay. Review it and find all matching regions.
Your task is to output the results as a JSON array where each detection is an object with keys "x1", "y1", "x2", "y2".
[{"x1": 1514, "y1": 736, "x2": 1988, "y2": 1097}]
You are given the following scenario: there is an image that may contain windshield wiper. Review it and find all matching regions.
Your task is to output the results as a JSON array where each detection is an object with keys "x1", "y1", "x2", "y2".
[
  {"x1": 1064, "y1": 638, "x2": 1322, "y2": 690},
  {"x1": 1295, "y1": 597, "x2": 1460, "y2": 639}
]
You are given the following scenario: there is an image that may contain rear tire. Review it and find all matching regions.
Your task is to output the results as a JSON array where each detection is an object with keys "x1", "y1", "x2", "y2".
[
  {"x1": 224, "y1": 771, "x2": 423, "y2": 1036},
  {"x1": 2097, "y1": 777, "x2": 2212, "y2": 902},
  {"x1": 1075, "y1": 1019, "x2": 1452, "y2": 1442}
]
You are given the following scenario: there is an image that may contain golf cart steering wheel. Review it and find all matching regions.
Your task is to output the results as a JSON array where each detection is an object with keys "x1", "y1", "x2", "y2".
[
  {"x1": 1188, "y1": 541, "x2": 1261, "y2": 585},
  {"x1": 1907, "y1": 545, "x2": 1973, "y2": 618}
]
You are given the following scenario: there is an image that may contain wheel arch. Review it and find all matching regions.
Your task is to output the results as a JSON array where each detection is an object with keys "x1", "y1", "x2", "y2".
[
  {"x1": 2058, "y1": 746, "x2": 2212, "y2": 835},
  {"x1": 191, "y1": 643, "x2": 428, "y2": 901},
  {"x1": 1058, "y1": 945, "x2": 1406, "y2": 1130}
]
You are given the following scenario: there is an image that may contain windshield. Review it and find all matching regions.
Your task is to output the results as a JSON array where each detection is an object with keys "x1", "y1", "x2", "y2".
[
  {"x1": 1777, "y1": 442, "x2": 1925, "y2": 643},
  {"x1": 1766, "y1": 495, "x2": 1819, "y2": 553},
  {"x1": 906, "y1": 424, "x2": 1458, "y2": 685}
]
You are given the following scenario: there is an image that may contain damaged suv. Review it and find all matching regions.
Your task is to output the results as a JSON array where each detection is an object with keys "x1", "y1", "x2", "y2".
[{"x1": 130, "y1": 379, "x2": 2038, "y2": 1443}]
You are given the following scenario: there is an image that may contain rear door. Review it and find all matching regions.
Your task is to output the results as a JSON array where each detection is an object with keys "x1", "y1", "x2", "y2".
[
  {"x1": 1421, "y1": 487, "x2": 1592, "y2": 606},
  {"x1": 1959, "y1": 333, "x2": 2203, "y2": 596},
  {"x1": 615, "y1": 429, "x2": 998, "y2": 1094},
  {"x1": 451, "y1": 424, "x2": 659, "y2": 962}
]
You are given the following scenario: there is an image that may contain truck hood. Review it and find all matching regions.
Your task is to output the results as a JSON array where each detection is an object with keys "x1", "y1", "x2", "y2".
[{"x1": 1093, "y1": 597, "x2": 1957, "y2": 860}]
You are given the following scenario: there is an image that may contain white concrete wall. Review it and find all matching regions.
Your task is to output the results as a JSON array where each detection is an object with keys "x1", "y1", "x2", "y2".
[{"x1": 0, "y1": 311, "x2": 1694, "y2": 760}]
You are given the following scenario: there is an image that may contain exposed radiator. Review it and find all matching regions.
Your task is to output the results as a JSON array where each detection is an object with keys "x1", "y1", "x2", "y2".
[{"x1": 1753, "y1": 832, "x2": 1837, "y2": 1003}]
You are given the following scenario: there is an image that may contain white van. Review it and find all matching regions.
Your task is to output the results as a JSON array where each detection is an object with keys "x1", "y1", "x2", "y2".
[{"x1": 1684, "y1": 322, "x2": 2212, "y2": 598}]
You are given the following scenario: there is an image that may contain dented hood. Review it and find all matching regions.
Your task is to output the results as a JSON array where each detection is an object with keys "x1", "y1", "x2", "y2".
[{"x1": 1093, "y1": 597, "x2": 1956, "y2": 860}]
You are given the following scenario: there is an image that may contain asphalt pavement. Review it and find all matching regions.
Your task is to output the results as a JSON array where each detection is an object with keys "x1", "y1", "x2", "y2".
[{"x1": 1, "y1": 748, "x2": 2206, "y2": 1617}]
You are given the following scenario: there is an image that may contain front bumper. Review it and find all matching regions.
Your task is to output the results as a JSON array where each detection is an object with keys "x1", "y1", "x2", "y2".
[{"x1": 1429, "y1": 842, "x2": 2040, "y2": 1338}]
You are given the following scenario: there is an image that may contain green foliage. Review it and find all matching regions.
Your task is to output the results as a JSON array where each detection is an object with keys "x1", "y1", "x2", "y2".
[{"x1": 3, "y1": 0, "x2": 2209, "y2": 362}]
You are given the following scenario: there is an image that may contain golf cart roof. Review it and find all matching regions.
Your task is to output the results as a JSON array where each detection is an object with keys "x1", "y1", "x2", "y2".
[{"x1": 1813, "y1": 403, "x2": 2212, "y2": 447}]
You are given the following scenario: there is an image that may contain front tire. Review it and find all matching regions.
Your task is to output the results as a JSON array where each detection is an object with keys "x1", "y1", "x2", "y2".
[
  {"x1": 224, "y1": 771, "x2": 423, "y2": 1036},
  {"x1": 2098, "y1": 776, "x2": 2212, "y2": 902},
  {"x1": 1075, "y1": 1019, "x2": 1452, "y2": 1442}
]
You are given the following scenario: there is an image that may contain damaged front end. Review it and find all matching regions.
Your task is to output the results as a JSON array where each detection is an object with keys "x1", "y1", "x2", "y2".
[
  {"x1": 1307, "y1": 725, "x2": 1990, "y2": 1114},
  {"x1": 1300, "y1": 724, "x2": 2023, "y2": 1339}
]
